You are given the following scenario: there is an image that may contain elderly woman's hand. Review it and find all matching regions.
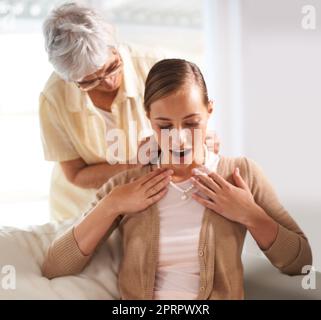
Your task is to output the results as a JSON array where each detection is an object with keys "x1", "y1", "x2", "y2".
[{"x1": 190, "y1": 167, "x2": 258, "y2": 225}]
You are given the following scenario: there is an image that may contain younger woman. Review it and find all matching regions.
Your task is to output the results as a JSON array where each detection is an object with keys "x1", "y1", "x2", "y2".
[{"x1": 42, "y1": 59, "x2": 312, "y2": 300}]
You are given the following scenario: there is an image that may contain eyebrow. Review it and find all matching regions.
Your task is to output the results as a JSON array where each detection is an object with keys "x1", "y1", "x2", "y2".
[{"x1": 154, "y1": 113, "x2": 201, "y2": 121}]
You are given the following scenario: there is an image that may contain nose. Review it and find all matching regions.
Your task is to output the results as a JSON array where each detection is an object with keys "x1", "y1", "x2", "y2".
[
  {"x1": 178, "y1": 129, "x2": 187, "y2": 145},
  {"x1": 102, "y1": 75, "x2": 116, "y2": 88},
  {"x1": 171, "y1": 128, "x2": 190, "y2": 149}
]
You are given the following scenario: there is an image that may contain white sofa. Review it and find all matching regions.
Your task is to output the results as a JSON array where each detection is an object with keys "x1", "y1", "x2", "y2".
[{"x1": 0, "y1": 221, "x2": 320, "y2": 300}]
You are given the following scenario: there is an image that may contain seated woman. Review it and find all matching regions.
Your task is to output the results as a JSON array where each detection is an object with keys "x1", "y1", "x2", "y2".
[{"x1": 42, "y1": 59, "x2": 312, "y2": 300}]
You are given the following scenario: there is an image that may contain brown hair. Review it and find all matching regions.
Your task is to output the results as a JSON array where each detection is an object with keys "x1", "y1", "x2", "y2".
[{"x1": 144, "y1": 58, "x2": 209, "y2": 114}]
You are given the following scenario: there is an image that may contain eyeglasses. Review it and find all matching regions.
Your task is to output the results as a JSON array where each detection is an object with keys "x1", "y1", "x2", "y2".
[{"x1": 75, "y1": 50, "x2": 123, "y2": 91}]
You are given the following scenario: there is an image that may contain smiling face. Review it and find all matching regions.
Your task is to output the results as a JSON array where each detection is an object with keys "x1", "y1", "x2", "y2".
[{"x1": 148, "y1": 84, "x2": 213, "y2": 169}]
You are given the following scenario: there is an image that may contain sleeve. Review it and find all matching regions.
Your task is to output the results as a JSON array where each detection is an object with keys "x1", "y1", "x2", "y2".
[
  {"x1": 41, "y1": 171, "x2": 127, "y2": 279},
  {"x1": 243, "y1": 157, "x2": 313, "y2": 275},
  {"x1": 39, "y1": 93, "x2": 80, "y2": 162}
]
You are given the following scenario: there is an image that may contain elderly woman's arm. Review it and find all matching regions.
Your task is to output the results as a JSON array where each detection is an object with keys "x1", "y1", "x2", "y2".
[
  {"x1": 60, "y1": 158, "x2": 141, "y2": 189},
  {"x1": 60, "y1": 133, "x2": 221, "y2": 190}
]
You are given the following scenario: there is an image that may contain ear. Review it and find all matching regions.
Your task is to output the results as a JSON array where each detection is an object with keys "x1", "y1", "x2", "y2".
[{"x1": 207, "y1": 100, "x2": 214, "y2": 115}]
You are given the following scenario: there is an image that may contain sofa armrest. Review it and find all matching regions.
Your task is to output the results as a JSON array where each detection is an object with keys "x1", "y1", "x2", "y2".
[
  {"x1": 0, "y1": 222, "x2": 122, "y2": 300},
  {"x1": 242, "y1": 253, "x2": 321, "y2": 300}
]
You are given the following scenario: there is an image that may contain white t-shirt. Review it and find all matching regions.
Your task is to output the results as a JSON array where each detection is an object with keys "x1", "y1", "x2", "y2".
[
  {"x1": 153, "y1": 150, "x2": 220, "y2": 300},
  {"x1": 96, "y1": 107, "x2": 117, "y2": 132}
]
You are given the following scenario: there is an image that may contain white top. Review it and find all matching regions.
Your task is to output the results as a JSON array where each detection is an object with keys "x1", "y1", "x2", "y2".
[
  {"x1": 153, "y1": 150, "x2": 220, "y2": 300},
  {"x1": 95, "y1": 107, "x2": 117, "y2": 132},
  {"x1": 95, "y1": 107, "x2": 119, "y2": 161}
]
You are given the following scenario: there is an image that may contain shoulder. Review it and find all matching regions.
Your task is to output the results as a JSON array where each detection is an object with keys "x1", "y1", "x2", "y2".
[
  {"x1": 218, "y1": 155, "x2": 262, "y2": 172},
  {"x1": 123, "y1": 164, "x2": 152, "y2": 182},
  {"x1": 217, "y1": 155, "x2": 265, "y2": 187},
  {"x1": 99, "y1": 164, "x2": 152, "y2": 195},
  {"x1": 40, "y1": 71, "x2": 85, "y2": 115},
  {"x1": 41, "y1": 72, "x2": 65, "y2": 96},
  {"x1": 217, "y1": 155, "x2": 247, "y2": 173},
  {"x1": 40, "y1": 72, "x2": 66, "y2": 109}
]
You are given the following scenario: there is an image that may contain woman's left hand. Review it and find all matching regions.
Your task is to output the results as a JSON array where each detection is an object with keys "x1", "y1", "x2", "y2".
[{"x1": 191, "y1": 167, "x2": 258, "y2": 225}]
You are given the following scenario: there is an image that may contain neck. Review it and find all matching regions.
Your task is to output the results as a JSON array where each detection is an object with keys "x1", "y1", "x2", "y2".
[
  {"x1": 162, "y1": 163, "x2": 198, "y2": 182},
  {"x1": 88, "y1": 89, "x2": 118, "y2": 112}
]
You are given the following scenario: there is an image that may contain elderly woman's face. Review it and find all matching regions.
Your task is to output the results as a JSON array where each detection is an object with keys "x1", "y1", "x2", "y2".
[
  {"x1": 77, "y1": 48, "x2": 123, "y2": 93},
  {"x1": 148, "y1": 84, "x2": 213, "y2": 166}
]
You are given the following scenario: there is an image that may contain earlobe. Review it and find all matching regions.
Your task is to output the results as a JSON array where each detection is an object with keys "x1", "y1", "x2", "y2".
[{"x1": 208, "y1": 100, "x2": 214, "y2": 114}]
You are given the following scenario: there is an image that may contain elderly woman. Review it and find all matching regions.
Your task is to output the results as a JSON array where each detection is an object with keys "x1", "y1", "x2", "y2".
[
  {"x1": 39, "y1": 2, "x2": 165, "y2": 221},
  {"x1": 42, "y1": 59, "x2": 312, "y2": 300},
  {"x1": 39, "y1": 2, "x2": 220, "y2": 222}
]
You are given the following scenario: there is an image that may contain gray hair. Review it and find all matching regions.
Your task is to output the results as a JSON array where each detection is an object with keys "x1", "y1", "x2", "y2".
[{"x1": 43, "y1": 2, "x2": 116, "y2": 82}]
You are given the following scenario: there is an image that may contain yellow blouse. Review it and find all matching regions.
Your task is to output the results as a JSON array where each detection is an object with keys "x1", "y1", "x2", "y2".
[{"x1": 39, "y1": 43, "x2": 169, "y2": 221}]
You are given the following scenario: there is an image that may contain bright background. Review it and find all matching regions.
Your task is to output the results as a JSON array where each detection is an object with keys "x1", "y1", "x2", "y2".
[{"x1": 0, "y1": 0, "x2": 320, "y2": 270}]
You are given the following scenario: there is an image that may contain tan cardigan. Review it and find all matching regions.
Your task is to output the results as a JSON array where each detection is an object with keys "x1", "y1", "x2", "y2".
[{"x1": 42, "y1": 156, "x2": 312, "y2": 299}]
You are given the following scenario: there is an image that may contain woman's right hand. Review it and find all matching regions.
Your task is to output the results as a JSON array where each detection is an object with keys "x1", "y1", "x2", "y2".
[{"x1": 106, "y1": 168, "x2": 173, "y2": 215}]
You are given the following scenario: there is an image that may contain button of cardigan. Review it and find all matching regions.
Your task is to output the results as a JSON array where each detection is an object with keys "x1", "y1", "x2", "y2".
[
  {"x1": 200, "y1": 286, "x2": 205, "y2": 291},
  {"x1": 199, "y1": 249, "x2": 204, "y2": 256}
]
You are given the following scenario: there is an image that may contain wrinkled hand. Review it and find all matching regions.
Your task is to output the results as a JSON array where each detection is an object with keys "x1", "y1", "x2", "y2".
[
  {"x1": 191, "y1": 167, "x2": 257, "y2": 225},
  {"x1": 107, "y1": 168, "x2": 173, "y2": 215}
]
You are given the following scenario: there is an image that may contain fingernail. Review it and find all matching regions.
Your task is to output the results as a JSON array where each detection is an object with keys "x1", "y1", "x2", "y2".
[{"x1": 236, "y1": 167, "x2": 239, "y2": 175}]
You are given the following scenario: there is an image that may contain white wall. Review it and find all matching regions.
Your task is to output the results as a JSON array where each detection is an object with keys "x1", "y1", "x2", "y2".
[{"x1": 204, "y1": 0, "x2": 321, "y2": 270}]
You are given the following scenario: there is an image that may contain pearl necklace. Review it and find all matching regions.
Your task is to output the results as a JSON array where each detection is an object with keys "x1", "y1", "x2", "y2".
[{"x1": 156, "y1": 145, "x2": 209, "y2": 200}]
